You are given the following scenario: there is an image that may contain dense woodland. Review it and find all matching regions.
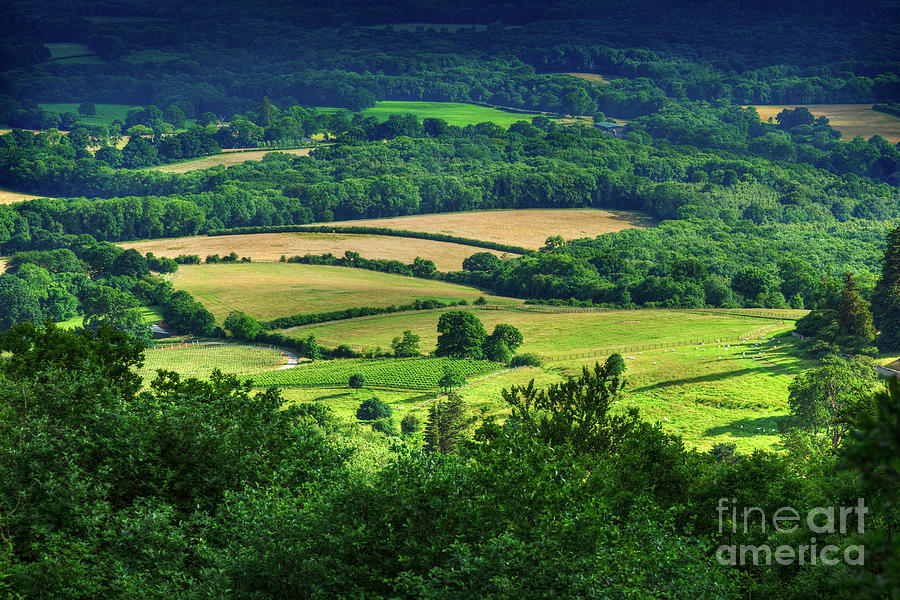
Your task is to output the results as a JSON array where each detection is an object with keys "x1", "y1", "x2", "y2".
[{"x1": 1, "y1": 0, "x2": 899, "y2": 597}]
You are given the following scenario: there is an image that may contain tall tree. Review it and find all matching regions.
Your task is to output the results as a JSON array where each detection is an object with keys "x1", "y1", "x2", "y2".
[
  {"x1": 435, "y1": 311, "x2": 487, "y2": 359},
  {"x1": 872, "y1": 226, "x2": 900, "y2": 350},
  {"x1": 424, "y1": 392, "x2": 466, "y2": 454},
  {"x1": 837, "y1": 272, "x2": 875, "y2": 342},
  {"x1": 787, "y1": 355, "x2": 877, "y2": 450}
]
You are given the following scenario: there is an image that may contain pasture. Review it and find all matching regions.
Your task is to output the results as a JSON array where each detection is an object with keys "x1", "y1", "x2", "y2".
[
  {"x1": 38, "y1": 103, "x2": 135, "y2": 127},
  {"x1": 0, "y1": 187, "x2": 46, "y2": 205},
  {"x1": 748, "y1": 104, "x2": 900, "y2": 143},
  {"x1": 149, "y1": 148, "x2": 313, "y2": 173},
  {"x1": 317, "y1": 101, "x2": 541, "y2": 127},
  {"x1": 320, "y1": 208, "x2": 653, "y2": 249},
  {"x1": 120, "y1": 231, "x2": 512, "y2": 271},
  {"x1": 268, "y1": 315, "x2": 802, "y2": 453},
  {"x1": 139, "y1": 343, "x2": 287, "y2": 381},
  {"x1": 250, "y1": 356, "x2": 498, "y2": 390},
  {"x1": 284, "y1": 307, "x2": 788, "y2": 356},
  {"x1": 171, "y1": 263, "x2": 515, "y2": 321}
]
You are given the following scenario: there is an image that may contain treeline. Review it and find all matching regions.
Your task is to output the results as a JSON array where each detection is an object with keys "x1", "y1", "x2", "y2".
[
  {"x1": 3, "y1": 0, "x2": 897, "y2": 123},
  {"x1": 211, "y1": 224, "x2": 530, "y2": 255},
  {"x1": 1, "y1": 107, "x2": 896, "y2": 241},
  {"x1": 261, "y1": 297, "x2": 470, "y2": 330},
  {"x1": 0, "y1": 233, "x2": 217, "y2": 340}
]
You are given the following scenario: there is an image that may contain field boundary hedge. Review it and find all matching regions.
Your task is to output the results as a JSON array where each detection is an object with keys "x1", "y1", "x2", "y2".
[
  {"x1": 262, "y1": 298, "x2": 471, "y2": 330},
  {"x1": 206, "y1": 225, "x2": 531, "y2": 255}
]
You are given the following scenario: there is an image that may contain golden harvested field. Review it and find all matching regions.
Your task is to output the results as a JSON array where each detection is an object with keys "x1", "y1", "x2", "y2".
[
  {"x1": 149, "y1": 148, "x2": 313, "y2": 173},
  {"x1": 0, "y1": 187, "x2": 46, "y2": 205},
  {"x1": 171, "y1": 263, "x2": 517, "y2": 321},
  {"x1": 748, "y1": 104, "x2": 900, "y2": 143},
  {"x1": 321, "y1": 208, "x2": 652, "y2": 249},
  {"x1": 121, "y1": 232, "x2": 512, "y2": 271},
  {"x1": 561, "y1": 72, "x2": 612, "y2": 85}
]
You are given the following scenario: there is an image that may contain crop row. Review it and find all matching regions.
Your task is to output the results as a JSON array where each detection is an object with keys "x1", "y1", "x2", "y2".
[{"x1": 248, "y1": 357, "x2": 499, "y2": 390}]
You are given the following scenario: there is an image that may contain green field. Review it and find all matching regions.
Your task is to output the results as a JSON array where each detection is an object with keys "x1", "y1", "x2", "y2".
[
  {"x1": 57, "y1": 306, "x2": 162, "y2": 330},
  {"x1": 317, "y1": 101, "x2": 542, "y2": 127},
  {"x1": 284, "y1": 307, "x2": 792, "y2": 357},
  {"x1": 139, "y1": 343, "x2": 287, "y2": 381},
  {"x1": 266, "y1": 328, "x2": 802, "y2": 453},
  {"x1": 171, "y1": 263, "x2": 516, "y2": 321},
  {"x1": 250, "y1": 356, "x2": 499, "y2": 390},
  {"x1": 265, "y1": 307, "x2": 805, "y2": 452},
  {"x1": 38, "y1": 103, "x2": 136, "y2": 126}
]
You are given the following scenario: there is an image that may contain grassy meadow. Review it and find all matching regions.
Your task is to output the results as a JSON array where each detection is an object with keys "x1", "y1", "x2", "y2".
[
  {"x1": 321, "y1": 208, "x2": 653, "y2": 249},
  {"x1": 38, "y1": 103, "x2": 135, "y2": 127},
  {"x1": 171, "y1": 263, "x2": 515, "y2": 321},
  {"x1": 317, "y1": 101, "x2": 541, "y2": 127},
  {"x1": 268, "y1": 314, "x2": 801, "y2": 453},
  {"x1": 121, "y1": 231, "x2": 511, "y2": 271},
  {"x1": 283, "y1": 307, "x2": 790, "y2": 357},
  {"x1": 139, "y1": 343, "x2": 287, "y2": 381},
  {"x1": 749, "y1": 104, "x2": 900, "y2": 143}
]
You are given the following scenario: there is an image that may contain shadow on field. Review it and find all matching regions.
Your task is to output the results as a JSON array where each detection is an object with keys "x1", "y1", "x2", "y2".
[
  {"x1": 312, "y1": 391, "x2": 353, "y2": 400},
  {"x1": 630, "y1": 366, "x2": 779, "y2": 393},
  {"x1": 705, "y1": 415, "x2": 790, "y2": 437}
]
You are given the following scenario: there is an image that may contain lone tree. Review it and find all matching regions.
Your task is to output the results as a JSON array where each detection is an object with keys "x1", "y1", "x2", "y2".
[
  {"x1": 424, "y1": 392, "x2": 466, "y2": 454},
  {"x1": 356, "y1": 397, "x2": 391, "y2": 420},
  {"x1": 872, "y1": 226, "x2": 900, "y2": 351},
  {"x1": 78, "y1": 101, "x2": 96, "y2": 116},
  {"x1": 348, "y1": 373, "x2": 366, "y2": 389},
  {"x1": 438, "y1": 369, "x2": 465, "y2": 394},
  {"x1": 786, "y1": 355, "x2": 877, "y2": 451},
  {"x1": 435, "y1": 311, "x2": 487, "y2": 359},
  {"x1": 391, "y1": 330, "x2": 420, "y2": 358}
]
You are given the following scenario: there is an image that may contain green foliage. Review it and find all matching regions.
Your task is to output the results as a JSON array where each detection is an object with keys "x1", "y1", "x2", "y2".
[
  {"x1": 435, "y1": 310, "x2": 487, "y2": 359},
  {"x1": 223, "y1": 310, "x2": 262, "y2": 340},
  {"x1": 509, "y1": 352, "x2": 542, "y2": 367},
  {"x1": 400, "y1": 413, "x2": 421, "y2": 435},
  {"x1": 500, "y1": 355, "x2": 630, "y2": 455},
  {"x1": 424, "y1": 392, "x2": 467, "y2": 454},
  {"x1": 438, "y1": 368, "x2": 465, "y2": 394},
  {"x1": 391, "y1": 330, "x2": 420, "y2": 358},
  {"x1": 837, "y1": 273, "x2": 875, "y2": 342},
  {"x1": 356, "y1": 396, "x2": 392, "y2": 420},
  {"x1": 787, "y1": 355, "x2": 878, "y2": 451},
  {"x1": 872, "y1": 226, "x2": 900, "y2": 351},
  {"x1": 462, "y1": 252, "x2": 501, "y2": 272},
  {"x1": 348, "y1": 373, "x2": 365, "y2": 389},
  {"x1": 484, "y1": 323, "x2": 523, "y2": 357}
]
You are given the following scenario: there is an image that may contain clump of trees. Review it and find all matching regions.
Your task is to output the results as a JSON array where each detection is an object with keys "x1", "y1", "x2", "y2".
[{"x1": 435, "y1": 311, "x2": 524, "y2": 363}]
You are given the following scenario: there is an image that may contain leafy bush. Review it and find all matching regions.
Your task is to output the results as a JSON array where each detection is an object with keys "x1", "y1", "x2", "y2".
[
  {"x1": 510, "y1": 353, "x2": 542, "y2": 367},
  {"x1": 356, "y1": 397, "x2": 392, "y2": 420},
  {"x1": 348, "y1": 373, "x2": 365, "y2": 389},
  {"x1": 400, "y1": 413, "x2": 421, "y2": 435},
  {"x1": 371, "y1": 417, "x2": 399, "y2": 436}
]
